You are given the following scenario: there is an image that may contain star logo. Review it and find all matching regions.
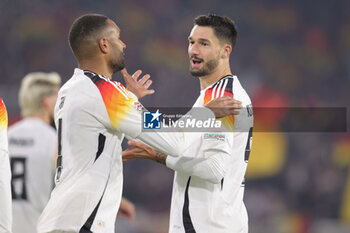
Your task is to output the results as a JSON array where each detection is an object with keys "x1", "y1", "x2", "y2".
[
  {"x1": 143, "y1": 109, "x2": 162, "y2": 129},
  {"x1": 150, "y1": 109, "x2": 162, "y2": 122}
]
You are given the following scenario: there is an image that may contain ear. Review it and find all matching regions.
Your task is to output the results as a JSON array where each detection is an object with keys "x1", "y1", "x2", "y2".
[
  {"x1": 221, "y1": 44, "x2": 232, "y2": 59},
  {"x1": 98, "y1": 37, "x2": 109, "y2": 54}
]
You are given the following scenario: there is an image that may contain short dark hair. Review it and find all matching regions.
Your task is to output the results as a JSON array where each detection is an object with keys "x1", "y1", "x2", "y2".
[
  {"x1": 68, "y1": 14, "x2": 109, "y2": 57},
  {"x1": 194, "y1": 14, "x2": 237, "y2": 48}
]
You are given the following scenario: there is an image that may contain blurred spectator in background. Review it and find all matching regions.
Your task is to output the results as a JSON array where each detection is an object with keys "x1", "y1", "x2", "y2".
[{"x1": 8, "y1": 72, "x2": 61, "y2": 233}]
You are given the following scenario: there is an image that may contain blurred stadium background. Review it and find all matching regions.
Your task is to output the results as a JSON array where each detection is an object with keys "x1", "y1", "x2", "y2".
[{"x1": 1, "y1": 0, "x2": 350, "y2": 232}]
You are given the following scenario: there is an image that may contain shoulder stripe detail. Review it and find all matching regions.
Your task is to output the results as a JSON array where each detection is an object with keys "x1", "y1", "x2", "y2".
[
  {"x1": 83, "y1": 71, "x2": 135, "y2": 130},
  {"x1": 109, "y1": 81, "x2": 129, "y2": 100},
  {"x1": 211, "y1": 83, "x2": 218, "y2": 100},
  {"x1": 84, "y1": 71, "x2": 131, "y2": 100},
  {"x1": 220, "y1": 79, "x2": 229, "y2": 97},
  {"x1": 0, "y1": 98, "x2": 8, "y2": 129},
  {"x1": 204, "y1": 76, "x2": 234, "y2": 104},
  {"x1": 215, "y1": 79, "x2": 224, "y2": 99},
  {"x1": 203, "y1": 76, "x2": 235, "y2": 131}
]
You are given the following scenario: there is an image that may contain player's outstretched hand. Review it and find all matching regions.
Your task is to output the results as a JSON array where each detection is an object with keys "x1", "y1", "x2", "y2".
[
  {"x1": 118, "y1": 197, "x2": 135, "y2": 223},
  {"x1": 121, "y1": 68, "x2": 155, "y2": 99},
  {"x1": 122, "y1": 140, "x2": 157, "y2": 161},
  {"x1": 122, "y1": 140, "x2": 167, "y2": 164},
  {"x1": 205, "y1": 96, "x2": 243, "y2": 118}
]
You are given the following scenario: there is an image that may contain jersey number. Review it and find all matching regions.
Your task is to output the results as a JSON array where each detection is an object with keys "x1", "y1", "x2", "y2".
[{"x1": 10, "y1": 157, "x2": 27, "y2": 200}]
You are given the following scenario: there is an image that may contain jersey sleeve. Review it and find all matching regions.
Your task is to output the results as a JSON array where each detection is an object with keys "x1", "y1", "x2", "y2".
[
  {"x1": 135, "y1": 106, "x2": 217, "y2": 156},
  {"x1": 0, "y1": 98, "x2": 12, "y2": 233},
  {"x1": 91, "y1": 77, "x2": 190, "y2": 157},
  {"x1": 91, "y1": 77, "x2": 141, "y2": 138},
  {"x1": 166, "y1": 132, "x2": 233, "y2": 183},
  {"x1": 0, "y1": 98, "x2": 8, "y2": 153}
]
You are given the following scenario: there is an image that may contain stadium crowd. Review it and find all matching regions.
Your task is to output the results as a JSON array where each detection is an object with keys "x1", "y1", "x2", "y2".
[{"x1": 0, "y1": 0, "x2": 349, "y2": 232}]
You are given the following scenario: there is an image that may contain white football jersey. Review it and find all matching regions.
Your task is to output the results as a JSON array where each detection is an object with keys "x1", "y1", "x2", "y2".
[
  {"x1": 8, "y1": 118, "x2": 57, "y2": 233},
  {"x1": 38, "y1": 68, "x2": 194, "y2": 233},
  {"x1": 0, "y1": 98, "x2": 12, "y2": 233},
  {"x1": 167, "y1": 75, "x2": 253, "y2": 233}
]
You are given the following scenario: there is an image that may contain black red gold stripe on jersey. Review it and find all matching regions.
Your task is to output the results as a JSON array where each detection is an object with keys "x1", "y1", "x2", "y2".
[
  {"x1": 83, "y1": 70, "x2": 135, "y2": 131},
  {"x1": 203, "y1": 75, "x2": 233, "y2": 104}
]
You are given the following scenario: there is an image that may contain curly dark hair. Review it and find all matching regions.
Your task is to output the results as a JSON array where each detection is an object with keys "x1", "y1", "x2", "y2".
[{"x1": 194, "y1": 14, "x2": 237, "y2": 48}]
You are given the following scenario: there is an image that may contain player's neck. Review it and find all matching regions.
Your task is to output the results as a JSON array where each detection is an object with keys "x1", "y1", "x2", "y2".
[
  {"x1": 78, "y1": 59, "x2": 112, "y2": 80},
  {"x1": 29, "y1": 111, "x2": 50, "y2": 125},
  {"x1": 199, "y1": 64, "x2": 232, "y2": 90}
]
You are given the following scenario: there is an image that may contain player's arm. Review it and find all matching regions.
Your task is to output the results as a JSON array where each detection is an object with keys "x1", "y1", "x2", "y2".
[
  {"x1": 95, "y1": 69, "x2": 241, "y2": 157},
  {"x1": 121, "y1": 68, "x2": 242, "y2": 118},
  {"x1": 123, "y1": 135, "x2": 232, "y2": 184},
  {"x1": 0, "y1": 99, "x2": 8, "y2": 155},
  {"x1": 130, "y1": 101, "x2": 241, "y2": 158},
  {"x1": 0, "y1": 99, "x2": 12, "y2": 233},
  {"x1": 90, "y1": 71, "x2": 185, "y2": 157},
  {"x1": 97, "y1": 76, "x2": 238, "y2": 158},
  {"x1": 166, "y1": 133, "x2": 232, "y2": 183}
]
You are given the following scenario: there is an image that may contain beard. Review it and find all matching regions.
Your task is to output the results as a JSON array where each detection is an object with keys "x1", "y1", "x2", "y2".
[
  {"x1": 109, "y1": 52, "x2": 125, "y2": 74},
  {"x1": 189, "y1": 55, "x2": 219, "y2": 77}
]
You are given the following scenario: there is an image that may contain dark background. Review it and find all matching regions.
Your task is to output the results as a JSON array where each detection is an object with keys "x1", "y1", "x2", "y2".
[{"x1": 1, "y1": 0, "x2": 349, "y2": 232}]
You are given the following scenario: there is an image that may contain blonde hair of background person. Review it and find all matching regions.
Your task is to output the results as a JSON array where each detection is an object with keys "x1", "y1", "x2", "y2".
[{"x1": 19, "y1": 72, "x2": 61, "y2": 121}]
